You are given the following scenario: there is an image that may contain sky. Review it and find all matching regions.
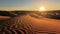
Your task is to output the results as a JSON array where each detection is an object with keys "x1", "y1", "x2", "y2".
[{"x1": 0, "y1": 0, "x2": 60, "y2": 11}]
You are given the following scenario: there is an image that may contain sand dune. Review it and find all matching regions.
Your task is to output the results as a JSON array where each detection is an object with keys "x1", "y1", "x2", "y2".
[{"x1": 0, "y1": 12, "x2": 60, "y2": 34}]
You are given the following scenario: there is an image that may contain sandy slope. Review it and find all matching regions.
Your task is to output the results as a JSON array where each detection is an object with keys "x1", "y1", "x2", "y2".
[
  {"x1": 19, "y1": 13, "x2": 60, "y2": 34},
  {"x1": 16, "y1": 13, "x2": 60, "y2": 34},
  {"x1": 0, "y1": 12, "x2": 60, "y2": 34}
]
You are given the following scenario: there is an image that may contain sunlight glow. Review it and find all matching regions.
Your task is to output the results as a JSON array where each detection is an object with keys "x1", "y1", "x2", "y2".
[{"x1": 39, "y1": 6, "x2": 46, "y2": 11}]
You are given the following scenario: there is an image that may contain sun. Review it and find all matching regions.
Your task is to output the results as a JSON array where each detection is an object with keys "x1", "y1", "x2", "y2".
[{"x1": 39, "y1": 6, "x2": 46, "y2": 11}]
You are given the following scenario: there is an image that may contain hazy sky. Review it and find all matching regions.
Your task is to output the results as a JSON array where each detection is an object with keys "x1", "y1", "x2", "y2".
[{"x1": 0, "y1": 0, "x2": 60, "y2": 11}]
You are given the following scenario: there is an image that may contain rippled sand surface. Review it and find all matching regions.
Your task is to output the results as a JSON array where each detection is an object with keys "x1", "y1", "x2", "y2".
[{"x1": 0, "y1": 11, "x2": 60, "y2": 34}]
